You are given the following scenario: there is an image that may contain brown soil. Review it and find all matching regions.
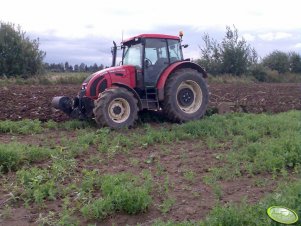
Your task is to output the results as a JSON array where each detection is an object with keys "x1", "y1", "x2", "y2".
[
  {"x1": 0, "y1": 136, "x2": 280, "y2": 226},
  {"x1": 0, "y1": 82, "x2": 300, "y2": 225},
  {"x1": 0, "y1": 83, "x2": 300, "y2": 122}
]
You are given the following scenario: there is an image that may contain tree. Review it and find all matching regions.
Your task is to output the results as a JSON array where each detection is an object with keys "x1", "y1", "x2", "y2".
[
  {"x1": 0, "y1": 22, "x2": 45, "y2": 77},
  {"x1": 289, "y1": 52, "x2": 301, "y2": 73},
  {"x1": 64, "y1": 61, "x2": 69, "y2": 72},
  {"x1": 79, "y1": 63, "x2": 86, "y2": 72},
  {"x1": 262, "y1": 51, "x2": 289, "y2": 74},
  {"x1": 197, "y1": 26, "x2": 258, "y2": 76},
  {"x1": 74, "y1": 64, "x2": 79, "y2": 72}
]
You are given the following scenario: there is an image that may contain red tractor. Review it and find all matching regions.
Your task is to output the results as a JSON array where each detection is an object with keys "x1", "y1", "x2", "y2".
[{"x1": 52, "y1": 33, "x2": 209, "y2": 128}]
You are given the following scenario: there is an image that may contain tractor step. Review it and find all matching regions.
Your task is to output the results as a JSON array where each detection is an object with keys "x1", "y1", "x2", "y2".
[{"x1": 141, "y1": 86, "x2": 160, "y2": 110}]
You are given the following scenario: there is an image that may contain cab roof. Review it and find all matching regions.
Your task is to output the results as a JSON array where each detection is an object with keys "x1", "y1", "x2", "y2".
[{"x1": 122, "y1": 34, "x2": 180, "y2": 44}]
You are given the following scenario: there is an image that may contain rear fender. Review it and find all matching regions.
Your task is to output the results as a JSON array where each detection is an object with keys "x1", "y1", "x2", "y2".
[{"x1": 156, "y1": 61, "x2": 207, "y2": 101}]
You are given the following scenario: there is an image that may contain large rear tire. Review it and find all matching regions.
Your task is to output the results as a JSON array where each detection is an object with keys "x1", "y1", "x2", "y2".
[
  {"x1": 93, "y1": 88, "x2": 138, "y2": 129},
  {"x1": 163, "y1": 68, "x2": 208, "y2": 122}
]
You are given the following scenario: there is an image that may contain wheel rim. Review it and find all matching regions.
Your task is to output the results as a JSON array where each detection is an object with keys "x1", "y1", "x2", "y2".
[
  {"x1": 108, "y1": 98, "x2": 131, "y2": 123},
  {"x1": 176, "y1": 80, "x2": 202, "y2": 114}
]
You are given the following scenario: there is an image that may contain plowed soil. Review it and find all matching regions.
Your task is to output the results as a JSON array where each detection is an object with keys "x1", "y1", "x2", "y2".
[
  {"x1": 0, "y1": 82, "x2": 300, "y2": 225},
  {"x1": 0, "y1": 83, "x2": 300, "y2": 121}
]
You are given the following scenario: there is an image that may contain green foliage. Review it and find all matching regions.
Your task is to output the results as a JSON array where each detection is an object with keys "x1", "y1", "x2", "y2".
[
  {"x1": 59, "y1": 119, "x2": 93, "y2": 130},
  {"x1": 0, "y1": 143, "x2": 54, "y2": 173},
  {"x1": 154, "y1": 180, "x2": 301, "y2": 226},
  {"x1": 289, "y1": 52, "x2": 301, "y2": 73},
  {"x1": 198, "y1": 25, "x2": 258, "y2": 76},
  {"x1": 17, "y1": 167, "x2": 57, "y2": 204},
  {"x1": 263, "y1": 50, "x2": 290, "y2": 73},
  {"x1": 183, "y1": 169, "x2": 196, "y2": 183},
  {"x1": 159, "y1": 197, "x2": 176, "y2": 214},
  {"x1": 262, "y1": 51, "x2": 301, "y2": 74},
  {"x1": 81, "y1": 173, "x2": 152, "y2": 220},
  {"x1": 16, "y1": 157, "x2": 76, "y2": 204},
  {"x1": 0, "y1": 119, "x2": 43, "y2": 134},
  {"x1": 201, "y1": 180, "x2": 301, "y2": 226},
  {"x1": 0, "y1": 21, "x2": 45, "y2": 77}
]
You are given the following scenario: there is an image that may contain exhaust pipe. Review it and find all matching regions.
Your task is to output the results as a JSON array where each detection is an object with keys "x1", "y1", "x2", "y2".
[
  {"x1": 51, "y1": 96, "x2": 73, "y2": 115},
  {"x1": 111, "y1": 41, "x2": 117, "y2": 67}
]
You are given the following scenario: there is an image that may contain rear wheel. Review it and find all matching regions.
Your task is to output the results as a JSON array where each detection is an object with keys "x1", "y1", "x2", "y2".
[
  {"x1": 93, "y1": 88, "x2": 138, "y2": 128},
  {"x1": 163, "y1": 68, "x2": 208, "y2": 122}
]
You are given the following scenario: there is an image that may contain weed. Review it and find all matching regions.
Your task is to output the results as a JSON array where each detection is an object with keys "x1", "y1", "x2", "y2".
[
  {"x1": 44, "y1": 120, "x2": 58, "y2": 129},
  {"x1": 0, "y1": 204, "x2": 12, "y2": 219},
  {"x1": 81, "y1": 173, "x2": 153, "y2": 220},
  {"x1": 59, "y1": 120, "x2": 93, "y2": 130},
  {"x1": 0, "y1": 119, "x2": 43, "y2": 134},
  {"x1": 129, "y1": 158, "x2": 139, "y2": 167},
  {"x1": 156, "y1": 161, "x2": 166, "y2": 176},
  {"x1": 0, "y1": 143, "x2": 54, "y2": 173},
  {"x1": 160, "y1": 197, "x2": 176, "y2": 214},
  {"x1": 183, "y1": 170, "x2": 196, "y2": 183}
]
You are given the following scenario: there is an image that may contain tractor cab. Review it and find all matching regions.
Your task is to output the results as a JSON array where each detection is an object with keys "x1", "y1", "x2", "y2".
[{"x1": 113, "y1": 34, "x2": 184, "y2": 88}]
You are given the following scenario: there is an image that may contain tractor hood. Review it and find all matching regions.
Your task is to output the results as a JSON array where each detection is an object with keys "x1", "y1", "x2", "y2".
[{"x1": 82, "y1": 65, "x2": 137, "y2": 99}]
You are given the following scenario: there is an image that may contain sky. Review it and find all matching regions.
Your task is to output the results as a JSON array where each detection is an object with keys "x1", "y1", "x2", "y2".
[{"x1": 1, "y1": 0, "x2": 301, "y2": 66}]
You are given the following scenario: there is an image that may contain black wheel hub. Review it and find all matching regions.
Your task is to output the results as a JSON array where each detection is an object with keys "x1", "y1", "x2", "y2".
[
  {"x1": 113, "y1": 106, "x2": 122, "y2": 115},
  {"x1": 177, "y1": 88, "x2": 194, "y2": 106}
]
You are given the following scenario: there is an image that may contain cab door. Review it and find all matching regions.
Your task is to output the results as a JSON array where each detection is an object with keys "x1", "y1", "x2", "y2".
[{"x1": 144, "y1": 39, "x2": 169, "y2": 86}]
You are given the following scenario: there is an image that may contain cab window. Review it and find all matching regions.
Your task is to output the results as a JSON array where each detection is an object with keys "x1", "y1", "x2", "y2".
[
  {"x1": 123, "y1": 43, "x2": 142, "y2": 68},
  {"x1": 168, "y1": 39, "x2": 183, "y2": 63}
]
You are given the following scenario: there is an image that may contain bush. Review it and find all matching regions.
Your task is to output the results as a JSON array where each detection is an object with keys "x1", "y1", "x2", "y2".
[
  {"x1": 263, "y1": 50, "x2": 290, "y2": 74},
  {"x1": 198, "y1": 25, "x2": 258, "y2": 76},
  {"x1": 0, "y1": 21, "x2": 45, "y2": 77}
]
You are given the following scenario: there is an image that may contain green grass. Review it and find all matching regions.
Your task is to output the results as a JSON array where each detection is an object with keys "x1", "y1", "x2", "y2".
[
  {"x1": 0, "y1": 119, "x2": 43, "y2": 134},
  {"x1": 208, "y1": 74, "x2": 256, "y2": 84},
  {"x1": 1, "y1": 111, "x2": 300, "y2": 224},
  {"x1": 81, "y1": 172, "x2": 153, "y2": 220},
  {"x1": 2, "y1": 111, "x2": 300, "y2": 177},
  {"x1": 16, "y1": 157, "x2": 76, "y2": 205},
  {"x1": 0, "y1": 143, "x2": 55, "y2": 173},
  {"x1": 0, "y1": 72, "x2": 89, "y2": 86},
  {"x1": 153, "y1": 179, "x2": 301, "y2": 226}
]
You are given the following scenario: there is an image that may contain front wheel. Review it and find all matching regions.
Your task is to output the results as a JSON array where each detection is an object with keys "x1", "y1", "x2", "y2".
[
  {"x1": 163, "y1": 68, "x2": 209, "y2": 122},
  {"x1": 93, "y1": 88, "x2": 138, "y2": 129}
]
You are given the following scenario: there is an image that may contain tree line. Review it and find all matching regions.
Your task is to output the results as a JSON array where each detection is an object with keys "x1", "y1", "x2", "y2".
[
  {"x1": 197, "y1": 26, "x2": 301, "y2": 81},
  {"x1": 1, "y1": 21, "x2": 301, "y2": 81},
  {"x1": 45, "y1": 62, "x2": 105, "y2": 73}
]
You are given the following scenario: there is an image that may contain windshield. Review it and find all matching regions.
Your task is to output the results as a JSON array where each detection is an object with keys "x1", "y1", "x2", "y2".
[{"x1": 123, "y1": 43, "x2": 142, "y2": 68}]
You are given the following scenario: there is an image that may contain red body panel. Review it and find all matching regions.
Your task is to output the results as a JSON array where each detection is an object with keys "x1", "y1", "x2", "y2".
[
  {"x1": 156, "y1": 62, "x2": 184, "y2": 89},
  {"x1": 123, "y1": 34, "x2": 180, "y2": 43},
  {"x1": 85, "y1": 65, "x2": 136, "y2": 99},
  {"x1": 108, "y1": 65, "x2": 136, "y2": 88}
]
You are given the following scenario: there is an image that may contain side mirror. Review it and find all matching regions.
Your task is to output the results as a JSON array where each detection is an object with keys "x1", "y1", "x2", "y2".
[{"x1": 182, "y1": 44, "x2": 189, "y2": 48}]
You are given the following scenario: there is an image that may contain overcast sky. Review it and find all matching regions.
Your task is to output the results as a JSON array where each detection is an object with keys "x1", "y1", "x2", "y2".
[{"x1": 1, "y1": 0, "x2": 301, "y2": 66}]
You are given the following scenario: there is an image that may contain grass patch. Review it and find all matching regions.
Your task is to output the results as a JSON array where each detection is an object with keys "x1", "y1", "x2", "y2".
[
  {"x1": 0, "y1": 72, "x2": 89, "y2": 86},
  {"x1": 16, "y1": 157, "x2": 76, "y2": 205},
  {"x1": 81, "y1": 172, "x2": 153, "y2": 220},
  {"x1": 0, "y1": 119, "x2": 43, "y2": 134},
  {"x1": 208, "y1": 74, "x2": 256, "y2": 84},
  {"x1": 0, "y1": 143, "x2": 55, "y2": 173},
  {"x1": 153, "y1": 179, "x2": 301, "y2": 225}
]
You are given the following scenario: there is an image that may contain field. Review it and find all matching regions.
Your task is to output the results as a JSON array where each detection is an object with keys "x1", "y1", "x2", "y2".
[{"x1": 0, "y1": 78, "x2": 301, "y2": 226}]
